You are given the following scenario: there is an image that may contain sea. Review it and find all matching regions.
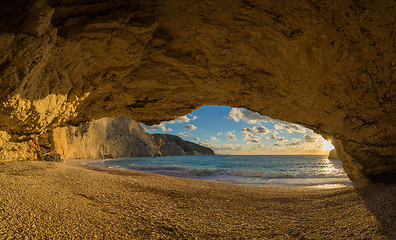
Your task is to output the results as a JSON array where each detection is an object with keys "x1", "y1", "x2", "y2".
[{"x1": 87, "y1": 155, "x2": 352, "y2": 188}]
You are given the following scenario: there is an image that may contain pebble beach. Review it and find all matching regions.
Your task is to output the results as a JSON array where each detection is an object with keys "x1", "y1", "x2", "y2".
[{"x1": 0, "y1": 159, "x2": 393, "y2": 239}]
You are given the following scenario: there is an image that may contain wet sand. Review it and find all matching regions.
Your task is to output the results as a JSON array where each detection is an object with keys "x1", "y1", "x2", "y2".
[{"x1": 0, "y1": 159, "x2": 392, "y2": 239}]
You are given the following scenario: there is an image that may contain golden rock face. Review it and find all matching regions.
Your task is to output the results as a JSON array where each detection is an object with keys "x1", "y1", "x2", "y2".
[
  {"x1": 51, "y1": 117, "x2": 162, "y2": 160},
  {"x1": 0, "y1": 0, "x2": 394, "y2": 183}
]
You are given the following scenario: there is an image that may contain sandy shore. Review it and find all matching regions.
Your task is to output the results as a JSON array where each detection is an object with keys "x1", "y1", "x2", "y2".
[{"x1": 0, "y1": 159, "x2": 393, "y2": 239}]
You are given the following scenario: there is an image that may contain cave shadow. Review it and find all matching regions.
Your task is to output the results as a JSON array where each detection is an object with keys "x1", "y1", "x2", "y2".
[{"x1": 354, "y1": 184, "x2": 396, "y2": 239}]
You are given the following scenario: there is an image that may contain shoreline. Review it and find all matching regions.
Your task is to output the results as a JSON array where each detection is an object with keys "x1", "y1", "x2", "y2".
[
  {"x1": 77, "y1": 157, "x2": 352, "y2": 189},
  {"x1": 0, "y1": 160, "x2": 393, "y2": 239}
]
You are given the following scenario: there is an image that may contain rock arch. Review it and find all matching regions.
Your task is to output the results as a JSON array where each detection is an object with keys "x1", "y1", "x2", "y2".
[{"x1": 0, "y1": 0, "x2": 394, "y2": 183}]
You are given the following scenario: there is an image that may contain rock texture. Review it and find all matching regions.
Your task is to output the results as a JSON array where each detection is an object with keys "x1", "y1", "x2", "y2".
[
  {"x1": 0, "y1": 131, "x2": 61, "y2": 162},
  {"x1": 51, "y1": 116, "x2": 161, "y2": 159},
  {"x1": 37, "y1": 132, "x2": 62, "y2": 161},
  {"x1": 0, "y1": 0, "x2": 394, "y2": 183},
  {"x1": 328, "y1": 149, "x2": 339, "y2": 159},
  {"x1": 0, "y1": 132, "x2": 39, "y2": 162},
  {"x1": 152, "y1": 134, "x2": 215, "y2": 156}
]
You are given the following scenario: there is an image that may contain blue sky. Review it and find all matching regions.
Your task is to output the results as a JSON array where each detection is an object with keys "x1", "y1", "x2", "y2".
[{"x1": 143, "y1": 105, "x2": 334, "y2": 155}]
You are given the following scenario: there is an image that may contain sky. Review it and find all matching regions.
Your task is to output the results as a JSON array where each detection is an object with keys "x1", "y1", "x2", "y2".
[{"x1": 143, "y1": 105, "x2": 334, "y2": 155}]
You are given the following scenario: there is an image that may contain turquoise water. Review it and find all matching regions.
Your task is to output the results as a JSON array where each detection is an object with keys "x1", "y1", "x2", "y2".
[{"x1": 88, "y1": 155, "x2": 352, "y2": 188}]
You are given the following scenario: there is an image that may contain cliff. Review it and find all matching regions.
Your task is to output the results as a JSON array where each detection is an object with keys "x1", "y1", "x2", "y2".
[
  {"x1": 51, "y1": 117, "x2": 161, "y2": 159},
  {"x1": 151, "y1": 134, "x2": 215, "y2": 156},
  {"x1": 50, "y1": 117, "x2": 214, "y2": 159},
  {"x1": 328, "y1": 149, "x2": 339, "y2": 160}
]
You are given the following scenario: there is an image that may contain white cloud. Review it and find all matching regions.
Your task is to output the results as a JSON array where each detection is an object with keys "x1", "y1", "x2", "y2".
[
  {"x1": 243, "y1": 132, "x2": 261, "y2": 144},
  {"x1": 304, "y1": 134, "x2": 317, "y2": 143},
  {"x1": 142, "y1": 123, "x2": 172, "y2": 132},
  {"x1": 274, "y1": 121, "x2": 306, "y2": 133},
  {"x1": 275, "y1": 141, "x2": 302, "y2": 147},
  {"x1": 199, "y1": 140, "x2": 212, "y2": 146},
  {"x1": 228, "y1": 108, "x2": 273, "y2": 124},
  {"x1": 193, "y1": 137, "x2": 200, "y2": 141},
  {"x1": 144, "y1": 114, "x2": 198, "y2": 132},
  {"x1": 250, "y1": 144, "x2": 268, "y2": 150},
  {"x1": 217, "y1": 132, "x2": 223, "y2": 136},
  {"x1": 276, "y1": 136, "x2": 286, "y2": 142},
  {"x1": 255, "y1": 125, "x2": 271, "y2": 134},
  {"x1": 213, "y1": 143, "x2": 242, "y2": 151},
  {"x1": 268, "y1": 133, "x2": 329, "y2": 154},
  {"x1": 269, "y1": 134, "x2": 288, "y2": 142},
  {"x1": 241, "y1": 128, "x2": 254, "y2": 134},
  {"x1": 288, "y1": 141, "x2": 301, "y2": 146},
  {"x1": 241, "y1": 125, "x2": 271, "y2": 135},
  {"x1": 177, "y1": 132, "x2": 192, "y2": 137},
  {"x1": 199, "y1": 141, "x2": 244, "y2": 153},
  {"x1": 210, "y1": 136, "x2": 217, "y2": 141},
  {"x1": 167, "y1": 115, "x2": 197, "y2": 124},
  {"x1": 183, "y1": 124, "x2": 197, "y2": 130},
  {"x1": 227, "y1": 132, "x2": 237, "y2": 141}
]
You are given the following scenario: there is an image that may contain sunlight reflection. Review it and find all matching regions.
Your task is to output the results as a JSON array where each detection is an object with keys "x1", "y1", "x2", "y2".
[
  {"x1": 317, "y1": 158, "x2": 344, "y2": 176},
  {"x1": 308, "y1": 184, "x2": 350, "y2": 189}
]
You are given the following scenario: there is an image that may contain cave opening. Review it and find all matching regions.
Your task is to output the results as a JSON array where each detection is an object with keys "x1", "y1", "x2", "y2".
[
  {"x1": 136, "y1": 105, "x2": 350, "y2": 188},
  {"x1": 53, "y1": 105, "x2": 351, "y2": 188},
  {"x1": 142, "y1": 105, "x2": 336, "y2": 156}
]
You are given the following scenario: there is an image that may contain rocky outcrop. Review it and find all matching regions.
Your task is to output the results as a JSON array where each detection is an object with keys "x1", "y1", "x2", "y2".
[
  {"x1": 151, "y1": 134, "x2": 215, "y2": 156},
  {"x1": 37, "y1": 132, "x2": 63, "y2": 161},
  {"x1": 0, "y1": 131, "x2": 61, "y2": 162},
  {"x1": 328, "y1": 149, "x2": 339, "y2": 160},
  {"x1": 51, "y1": 116, "x2": 161, "y2": 159},
  {"x1": 0, "y1": 0, "x2": 394, "y2": 183},
  {"x1": 0, "y1": 132, "x2": 39, "y2": 162},
  {"x1": 50, "y1": 117, "x2": 214, "y2": 159}
]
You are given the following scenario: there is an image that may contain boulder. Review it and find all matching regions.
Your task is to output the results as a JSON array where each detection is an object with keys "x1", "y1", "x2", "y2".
[{"x1": 328, "y1": 149, "x2": 339, "y2": 159}]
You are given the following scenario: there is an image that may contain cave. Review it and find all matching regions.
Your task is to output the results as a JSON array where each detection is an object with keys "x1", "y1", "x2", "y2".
[{"x1": 0, "y1": 0, "x2": 395, "y2": 184}]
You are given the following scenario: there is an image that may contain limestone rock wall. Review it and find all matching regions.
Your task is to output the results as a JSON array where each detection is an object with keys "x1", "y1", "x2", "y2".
[
  {"x1": 0, "y1": 131, "x2": 39, "y2": 162},
  {"x1": 0, "y1": 0, "x2": 394, "y2": 183},
  {"x1": 0, "y1": 131, "x2": 62, "y2": 162},
  {"x1": 51, "y1": 117, "x2": 161, "y2": 159},
  {"x1": 151, "y1": 134, "x2": 215, "y2": 156}
]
